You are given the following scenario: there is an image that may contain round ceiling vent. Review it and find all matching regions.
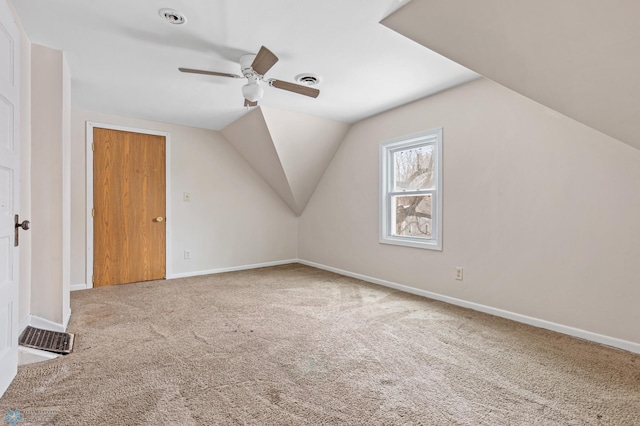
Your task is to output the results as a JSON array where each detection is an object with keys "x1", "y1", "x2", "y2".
[
  {"x1": 295, "y1": 73, "x2": 321, "y2": 86},
  {"x1": 159, "y1": 8, "x2": 187, "y2": 25}
]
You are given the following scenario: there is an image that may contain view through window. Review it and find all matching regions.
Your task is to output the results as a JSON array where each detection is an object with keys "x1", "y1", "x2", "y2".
[{"x1": 380, "y1": 129, "x2": 442, "y2": 250}]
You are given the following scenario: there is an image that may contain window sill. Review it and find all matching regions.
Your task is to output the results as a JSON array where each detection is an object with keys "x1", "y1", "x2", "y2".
[{"x1": 379, "y1": 236, "x2": 442, "y2": 251}]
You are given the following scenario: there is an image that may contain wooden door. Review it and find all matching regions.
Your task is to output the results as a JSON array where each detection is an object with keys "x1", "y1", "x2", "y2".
[
  {"x1": 93, "y1": 128, "x2": 166, "y2": 287},
  {"x1": 0, "y1": 0, "x2": 21, "y2": 397}
]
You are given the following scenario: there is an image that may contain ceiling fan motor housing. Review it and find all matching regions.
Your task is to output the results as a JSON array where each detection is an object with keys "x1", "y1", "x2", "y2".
[{"x1": 240, "y1": 54, "x2": 258, "y2": 76}]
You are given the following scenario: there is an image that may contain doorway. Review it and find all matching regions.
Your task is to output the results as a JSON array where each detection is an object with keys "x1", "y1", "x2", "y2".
[{"x1": 88, "y1": 124, "x2": 171, "y2": 287}]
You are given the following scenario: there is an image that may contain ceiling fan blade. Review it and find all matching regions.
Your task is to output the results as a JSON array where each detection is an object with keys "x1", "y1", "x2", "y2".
[
  {"x1": 244, "y1": 99, "x2": 258, "y2": 107},
  {"x1": 251, "y1": 46, "x2": 279, "y2": 76},
  {"x1": 270, "y1": 79, "x2": 320, "y2": 98},
  {"x1": 179, "y1": 67, "x2": 242, "y2": 79}
]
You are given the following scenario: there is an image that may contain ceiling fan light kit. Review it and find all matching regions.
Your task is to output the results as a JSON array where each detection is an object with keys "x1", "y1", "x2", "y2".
[
  {"x1": 180, "y1": 45, "x2": 320, "y2": 107},
  {"x1": 242, "y1": 82, "x2": 264, "y2": 103}
]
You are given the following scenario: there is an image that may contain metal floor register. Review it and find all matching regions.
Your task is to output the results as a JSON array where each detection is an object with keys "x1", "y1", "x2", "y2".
[{"x1": 19, "y1": 326, "x2": 75, "y2": 355}]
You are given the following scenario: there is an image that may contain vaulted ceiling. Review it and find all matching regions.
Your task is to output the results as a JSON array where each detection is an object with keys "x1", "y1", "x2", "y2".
[
  {"x1": 14, "y1": 0, "x2": 639, "y2": 217},
  {"x1": 382, "y1": 0, "x2": 640, "y2": 150},
  {"x1": 221, "y1": 107, "x2": 350, "y2": 215}
]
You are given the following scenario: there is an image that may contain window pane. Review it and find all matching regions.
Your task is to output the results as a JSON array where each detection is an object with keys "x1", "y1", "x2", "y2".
[
  {"x1": 393, "y1": 194, "x2": 433, "y2": 239},
  {"x1": 394, "y1": 145, "x2": 434, "y2": 191}
]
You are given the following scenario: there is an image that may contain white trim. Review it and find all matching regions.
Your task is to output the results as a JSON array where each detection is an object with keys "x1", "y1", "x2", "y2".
[
  {"x1": 19, "y1": 312, "x2": 71, "y2": 334},
  {"x1": 19, "y1": 347, "x2": 59, "y2": 360},
  {"x1": 86, "y1": 122, "x2": 172, "y2": 288},
  {"x1": 19, "y1": 347, "x2": 60, "y2": 360},
  {"x1": 86, "y1": 122, "x2": 93, "y2": 287},
  {"x1": 28, "y1": 315, "x2": 67, "y2": 333},
  {"x1": 18, "y1": 346, "x2": 62, "y2": 365},
  {"x1": 63, "y1": 308, "x2": 72, "y2": 330},
  {"x1": 71, "y1": 283, "x2": 88, "y2": 292},
  {"x1": 19, "y1": 347, "x2": 60, "y2": 365},
  {"x1": 297, "y1": 259, "x2": 640, "y2": 355},
  {"x1": 379, "y1": 128, "x2": 443, "y2": 251},
  {"x1": 18, "y1": 315, "x2": 31, "y2": 335},
  {"x1": 167, "y1": 259, "x2": 298, "y2": 279}
]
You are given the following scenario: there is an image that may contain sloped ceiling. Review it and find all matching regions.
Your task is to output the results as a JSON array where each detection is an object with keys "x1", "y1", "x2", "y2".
[
  {"x1": 382, "y1": 0, "x2": 640, "y2": 150},
  {"x1": 221, "y1": 107, "x2": 350, "y2": 215}
]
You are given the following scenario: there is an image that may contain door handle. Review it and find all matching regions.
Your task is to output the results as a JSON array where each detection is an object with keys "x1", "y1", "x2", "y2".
[
  {"x1": 155, "y1": 216, "x2": 164, "y2": 223},
  {"x1": 14, "y1": 214, "x2": 30, "y2": 247}
]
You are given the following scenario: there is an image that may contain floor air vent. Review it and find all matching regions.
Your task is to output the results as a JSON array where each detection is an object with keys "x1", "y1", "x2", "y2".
[{"x1": 19, "y1": 326, "x2": 75, "y2": 355}]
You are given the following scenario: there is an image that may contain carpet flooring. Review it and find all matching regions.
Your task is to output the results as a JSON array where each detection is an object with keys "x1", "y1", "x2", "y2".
[{"x1": 1, "y1": 264, "x2": 639, "y2": 425}]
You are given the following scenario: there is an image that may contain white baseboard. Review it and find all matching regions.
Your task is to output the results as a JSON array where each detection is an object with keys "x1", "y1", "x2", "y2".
[
  {"x1": 18, "y1": 314, "x2": 31, "y2": 335},
  {"x1": 27, "y1": 314, "x2": 69, "y2": 333},
  {"x1": 71, "y1": 283, "x2": 88, "y2": 291},
  {"x1": 167, "y1": 259, "x2": 298, "y2": 279},
  {"x1": 63, "y1": 309, "x2": 72, "y2": 330},
  {"x1": 297, "y1": 259, "x2": 640, "y2": 355},
  {"x1": 19, "y1": 346, "x2": 60, "y2": 365}
]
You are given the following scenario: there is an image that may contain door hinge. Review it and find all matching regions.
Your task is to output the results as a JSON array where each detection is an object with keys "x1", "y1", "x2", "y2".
[
  {"x1": 92, "y1": 208, "x2": 95, "y2": 217},
  {"x1": 92, "y1": 143, "x2": 95, "y2": 151},
  {"x1": 92, "y1": 275, "x2": 94, "y2": 284}
]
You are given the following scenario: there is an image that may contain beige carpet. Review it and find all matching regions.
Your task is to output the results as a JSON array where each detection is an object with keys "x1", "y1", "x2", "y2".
[{"x1": 1, "y1": 264, "x2": 639, "y2": 425}]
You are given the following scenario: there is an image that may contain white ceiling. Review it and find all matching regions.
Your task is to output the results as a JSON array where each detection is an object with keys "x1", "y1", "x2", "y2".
[{"x1": 12, "y1": 0, "x2": 478, "y2": 131}]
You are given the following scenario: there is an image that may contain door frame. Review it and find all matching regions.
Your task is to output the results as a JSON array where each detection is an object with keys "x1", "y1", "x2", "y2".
[{"x1": 85, "y1": 122, "x2": 172, "y2": 289}]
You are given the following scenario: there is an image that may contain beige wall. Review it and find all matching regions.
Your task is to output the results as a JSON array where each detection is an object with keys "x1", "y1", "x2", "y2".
[
  {"x1": 15, "y1": 19, "x2": 639, "y2": 348},
  {"x1": 70, "y1": 109, "x2": 298, "y2": 284},
  {"x1": 30, "y1": 44, "x2": 71, "y2": 324},
  {"x1": 221, "y1": 107, "x2": 351, "y2": 216},
  {"x1": 299, "y1": 78, "x2": 640, "y2": 344},
  {"x1": 261, "y1": 107, "x2": 351, "y2": 215}
]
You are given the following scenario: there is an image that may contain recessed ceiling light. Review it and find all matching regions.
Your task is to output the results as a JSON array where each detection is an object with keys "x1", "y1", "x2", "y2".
[
  {"x1": 295, "y1": 73, "x2": 321, "y2": 86},
  {"x1": 159, "y1": 8, "x2": 187, "y2": 25}
]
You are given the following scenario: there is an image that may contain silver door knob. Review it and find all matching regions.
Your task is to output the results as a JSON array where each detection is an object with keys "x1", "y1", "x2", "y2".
[
  {"x1": 14, "y1": 214, "x2": 30, "y2": 247},
  {"x1": 16, "y1": 220, "x2": 30, "y2": 230}
]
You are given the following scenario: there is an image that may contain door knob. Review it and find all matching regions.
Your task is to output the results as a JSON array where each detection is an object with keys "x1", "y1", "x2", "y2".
[
  {"x1": 155, "y1": 216, "x2": 164, "y2": 222},
  {"x1": 14, "y1": 214, "x2": 30, "y2": 247}
]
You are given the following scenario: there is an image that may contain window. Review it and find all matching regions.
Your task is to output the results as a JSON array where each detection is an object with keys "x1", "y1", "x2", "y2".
[{"x1": 380, "y1": 128, "x2": 442, "y2": 250}]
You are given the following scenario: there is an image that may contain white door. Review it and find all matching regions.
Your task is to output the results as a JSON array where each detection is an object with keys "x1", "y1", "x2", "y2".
[{"x1": 0, "y1": 0, "x2": 21, "y2": 397}]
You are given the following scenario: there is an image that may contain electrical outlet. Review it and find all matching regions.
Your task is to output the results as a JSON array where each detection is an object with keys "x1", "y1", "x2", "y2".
[
  {"x1": 455, "y1": 267, "x2": 463, "y2": 281},
  {"x1": 184, "y1": 250, "x2": 191, "y2": 259},
  {"x1": 183, "y1": 192, "x2": 191, "y2": 202}
]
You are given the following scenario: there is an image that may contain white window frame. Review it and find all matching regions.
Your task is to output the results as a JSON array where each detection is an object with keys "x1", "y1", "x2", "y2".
[{"x1": 379, "y1": 128, "x2": 443, "y2": 251}]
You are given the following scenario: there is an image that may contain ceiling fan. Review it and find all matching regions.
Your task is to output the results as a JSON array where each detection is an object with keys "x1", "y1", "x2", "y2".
[{"x1": 179, "y1": 46, "x2": 320, "y2": 107}]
